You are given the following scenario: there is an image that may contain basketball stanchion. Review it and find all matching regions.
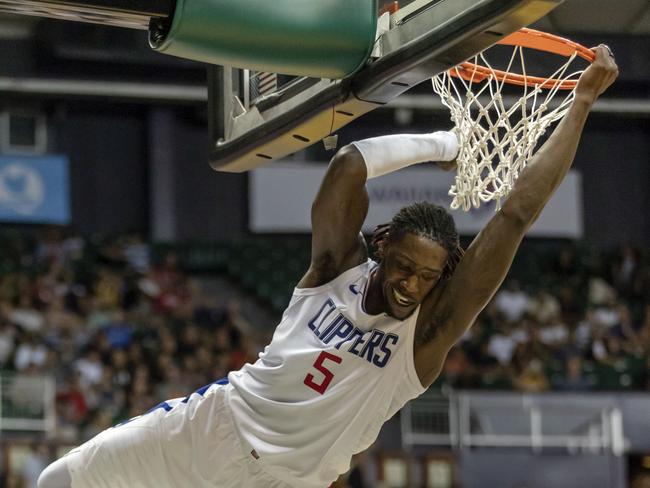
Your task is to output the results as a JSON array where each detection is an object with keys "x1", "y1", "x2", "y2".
[{"x1": 432, "y1": 28, "x2": 596, "y2": 211}]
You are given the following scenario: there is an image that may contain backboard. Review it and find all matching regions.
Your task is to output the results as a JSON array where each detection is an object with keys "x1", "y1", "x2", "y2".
[
  {"x1": 0, "y1": 0, "x2": 565, "y2": 173},
  {"x1": 209, "y1": 0, "x2": 565, "y2": 172}
]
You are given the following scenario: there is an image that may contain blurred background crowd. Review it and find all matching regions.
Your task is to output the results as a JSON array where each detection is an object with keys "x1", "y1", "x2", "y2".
[
  {"x1": 0, "y1": 227, "x2": 266, "y2": 447},
  {"x1": 0, "y1": 0, "x2": 649, "y2": 485},
  {"x1": 0, "y1": 227, "x2": 648, "y2": 446}
]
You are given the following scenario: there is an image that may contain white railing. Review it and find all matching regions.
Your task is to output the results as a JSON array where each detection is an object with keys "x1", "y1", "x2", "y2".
[
  {"x1": 0, "y1": 372, "x2": 56, "y2": 434},
  {"x1": 402, "y1": 391, "x2": 627, "y2": 455}
]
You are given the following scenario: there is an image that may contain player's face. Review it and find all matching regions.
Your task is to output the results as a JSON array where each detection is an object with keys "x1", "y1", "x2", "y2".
[{"x1": 379, "y1": 233, "x2": 448, "y2": 320}]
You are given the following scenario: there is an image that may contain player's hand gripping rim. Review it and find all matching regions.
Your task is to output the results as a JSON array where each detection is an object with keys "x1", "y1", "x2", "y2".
[{"x1": 575, "y1": 44, "x2": 619, "y2": 103}]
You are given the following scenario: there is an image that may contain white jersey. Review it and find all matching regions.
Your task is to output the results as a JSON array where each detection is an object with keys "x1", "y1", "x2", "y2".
[{"x1": 227, "y1": 259, "x2": 426, "y2": 487}]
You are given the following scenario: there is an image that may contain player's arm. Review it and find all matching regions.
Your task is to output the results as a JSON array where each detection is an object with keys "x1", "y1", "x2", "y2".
[
  {"x1": 300, "y1": 131, "x2": 459, "y2": 288},
  {"x1": 298, "y1": 145, "x2": 370, "y2": 288},
  {"x1": 415, "y1": 46, "x2": 619, "y2": 385}
]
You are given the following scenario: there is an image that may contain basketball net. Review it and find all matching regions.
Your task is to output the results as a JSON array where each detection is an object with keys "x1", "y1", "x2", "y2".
[{"x1": 432, "y1": 30, "x2": 592, "y2": 211}]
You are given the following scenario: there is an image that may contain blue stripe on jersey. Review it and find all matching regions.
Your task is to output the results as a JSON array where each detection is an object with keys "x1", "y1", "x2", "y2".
[
  {"x1": 116, "y1": 376, "x2": 230, "y2": 427},
  {"x1": 181, "y1": 376, "x2": 229, "y2": 404},
  {"x1": 146, "y1": 401, "x2": 173, "y2": 414}
]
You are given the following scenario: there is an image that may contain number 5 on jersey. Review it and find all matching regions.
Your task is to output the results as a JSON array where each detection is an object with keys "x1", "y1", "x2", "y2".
[{"x1": 304, "y1": 351, "x2": 342, "y2": 394}]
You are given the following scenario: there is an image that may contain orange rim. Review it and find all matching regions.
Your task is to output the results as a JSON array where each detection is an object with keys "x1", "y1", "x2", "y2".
[{"x1": 450, "y1": 28, "x2": 595, "y2": 89}]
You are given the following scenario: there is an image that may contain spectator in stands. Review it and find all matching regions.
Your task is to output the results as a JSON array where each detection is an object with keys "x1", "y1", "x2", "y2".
[
  {"x1": 46, "y1": 294, "x2": 83, "y2": 335},
  {"x1": 121, "y1": 232, "x2": 151, "y2": 273},
  {"x1": 20, "y1": 443, "x2": 50, "y2": 488},
  {"x1": 150, "y1": 252, "x2": 188, "y2": 314},
  {"x1": 35, "y1": 227, "x2": 66, "y2": 267},
  {"x1": 593, "y1": 296, "x2": 622, "y2": 330},
  {"x1": 637, "y1": 304, "x2": 650, "y2": 352},
  {"x1": 601, "y1": 335, "x2": 628, "y2": 364},
  {"x1": 494, "y1": 279, "x2": 531, "y2": 324},
  {"x1": 1, "y1": 227, "x2": 648, "y2": 441},
  {"x1": 0, "y1": 316, "x2": 16, "y2": 368},
  {"x1": 574, "y1": 308, "x2": 599, "y2": 352},
  {"x1": 13, "y1": 332, "x2": 48, "y2": 372},
  {"x1": 611, "y1": 304, "x2": 640, "y2": 342},
  {"x1": 94, "y1": 267, "x2": 122, "y2": 310},
  {"x1": 441, "y1": 348, "x2": 480, "y2": 389},
  {"x1": 74, "y1": 348, "x2": 103, "y2": 388},
  {"x1": 156, "y1": 360, "x2": 186, "y2": 400},
  {"x1": 590, "y1": 326, "x2": 609, "y2": 362},
  {"x1": 102, "y1": 310, "x2": 133, "y2": 350},
  {"x1": 553, "y1": 244, "x2": 583, "y2": 286},
  {"x1": 528, "y1": 289, "x2": 561, "y2": 325},
  {"x1": 513, "y1": 358, "x2": 550, "y2": 392},
  {"x1": 556, "y1": 354, "x2": 591, "y2": 391},
  {"x1": 589, "y1": 274, "x2": 618, "y2": 307},
  {"x1": 82, "y1": 408, "x2": 114, "y2": 440},
  {"x1": 56, "y1": 372, "x2": 88, "y2": 437},
  {"x1": 537, "y1": 310, "x2": 570, "y2": 349},
  {"x1": 6, "y1": 293, "x2": 44, "y2": 333},
  {"x1": 557, "y1": 284, "x2": 584, "y2": 326},
  {"x1": 485, "y1": 315, "x2": 532, "y2": 369},
  {"x1": 610, "y1": 243, "x2": 644, "y2": 301}
]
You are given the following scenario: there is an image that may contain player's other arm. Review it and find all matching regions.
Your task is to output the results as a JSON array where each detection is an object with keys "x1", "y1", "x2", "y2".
[
  {"x1": 415, "y1": 46, "x2": 618, "y2": 385},
  {"x1": 298, "y1": 145, "x2": 370, "y2": 288},
  {"x1": 300, "y1": 130, "x2": 459, "y2": 288}
]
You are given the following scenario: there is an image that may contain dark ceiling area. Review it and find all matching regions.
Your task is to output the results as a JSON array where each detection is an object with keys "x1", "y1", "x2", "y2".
[{"x1": 0, "y1": 0, "x2": 648, "y2": 107}]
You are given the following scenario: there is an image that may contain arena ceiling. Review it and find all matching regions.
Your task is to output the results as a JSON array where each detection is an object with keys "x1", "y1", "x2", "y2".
[
  {"x1": 0, "y1": 0, "x2": 649, "y2": 38},
  {"x1": 0, "y1": 0, "x2": 647, "y2": 113},
  {"x1": 532, "y1": 0, "x2": 650, "y2": 35}
]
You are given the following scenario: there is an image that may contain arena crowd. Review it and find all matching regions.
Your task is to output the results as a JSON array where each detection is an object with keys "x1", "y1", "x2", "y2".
[{"x1": 0, "y1": 228, "x2": 648, "y2": 443}]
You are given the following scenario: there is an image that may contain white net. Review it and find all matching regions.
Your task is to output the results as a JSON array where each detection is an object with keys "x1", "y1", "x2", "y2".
[{"x1": 432, "y1": 45, "x2": 588, "y2": 211}]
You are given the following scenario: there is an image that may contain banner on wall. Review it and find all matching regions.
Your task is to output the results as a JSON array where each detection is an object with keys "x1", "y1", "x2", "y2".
[
  {"x1": 249, "y1": 163, "x2": 583, "y2": 238},
  {"x1": 0, "y1": 155, "x2": 70, "y2": 224}
]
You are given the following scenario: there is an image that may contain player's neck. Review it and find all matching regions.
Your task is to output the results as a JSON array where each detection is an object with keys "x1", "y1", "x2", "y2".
[{"x1": 364, "y1": 268, "x2": 387, "y2": 316}]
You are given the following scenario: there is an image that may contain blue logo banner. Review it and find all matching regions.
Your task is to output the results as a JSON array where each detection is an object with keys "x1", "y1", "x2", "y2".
[{"x1": 0, "y1": 155, "x2": 70, "y2": 224}]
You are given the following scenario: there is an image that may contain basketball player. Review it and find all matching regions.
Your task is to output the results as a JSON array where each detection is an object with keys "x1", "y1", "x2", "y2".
[{"x1": 38, "y1": 46, "x2": 617, "y2": 488}]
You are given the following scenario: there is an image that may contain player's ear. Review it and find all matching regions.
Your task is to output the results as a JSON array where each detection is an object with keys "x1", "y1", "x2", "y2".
[
  {"x1": 442, "y1": 245, "x2": 464, "y2": 280},
  {"x1": 371, "y1": 223, "x2": 391, "y2": 262},
  {"x1": 376, "y1": 240, "x2": 386, "y2": 261}
]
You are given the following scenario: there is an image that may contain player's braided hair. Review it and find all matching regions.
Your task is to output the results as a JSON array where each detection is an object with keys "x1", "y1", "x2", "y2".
[{"x1": 371, "y1": 202, "x2": 464, "y2": 280}]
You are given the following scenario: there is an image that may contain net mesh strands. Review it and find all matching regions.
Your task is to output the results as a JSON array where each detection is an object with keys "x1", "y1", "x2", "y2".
[{"x1": 432, "y1": 37, "x2": 591, "y2": 212}]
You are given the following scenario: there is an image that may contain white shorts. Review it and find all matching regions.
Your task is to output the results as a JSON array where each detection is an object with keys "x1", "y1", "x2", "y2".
[{"x1": 63, "y1": 383, "x2": 293, "y2": 488}]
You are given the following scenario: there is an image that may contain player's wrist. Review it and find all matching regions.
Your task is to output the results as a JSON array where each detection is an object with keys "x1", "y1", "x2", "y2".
[{"x1": 573, "y1": 90, "x2": 598, "y2": 106}]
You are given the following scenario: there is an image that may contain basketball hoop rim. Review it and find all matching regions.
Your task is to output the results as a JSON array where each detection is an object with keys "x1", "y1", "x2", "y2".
[{"x1": 451, "y1": 28, "x2": 596, "y2": 90}]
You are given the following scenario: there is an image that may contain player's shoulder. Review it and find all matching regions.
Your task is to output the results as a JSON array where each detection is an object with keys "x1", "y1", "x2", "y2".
[
  {"x1": 298, "y1": 238, "x2": 369, "y2": 289},
  {"x1": 297, "y1": 254, "x2": 373, "y2": 291}
]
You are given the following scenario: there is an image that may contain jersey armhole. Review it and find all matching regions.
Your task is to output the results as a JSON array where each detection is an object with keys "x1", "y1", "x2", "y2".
[
  {"x1": 293, "y1": 259, "x2": 375, "y2": 297},
  {"x1": 406, "y1": 307, "x2": 428, "y2": 393}
]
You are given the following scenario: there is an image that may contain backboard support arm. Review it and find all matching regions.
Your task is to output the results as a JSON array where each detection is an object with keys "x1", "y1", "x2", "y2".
[{"x1": 209, "y1": 0, "x2": 564, "y2": 172}]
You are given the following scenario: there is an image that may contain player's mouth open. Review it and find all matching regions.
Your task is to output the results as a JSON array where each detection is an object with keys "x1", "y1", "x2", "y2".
[{"x1": 391, "y1": 287, "x2": 413, "y2": 307}]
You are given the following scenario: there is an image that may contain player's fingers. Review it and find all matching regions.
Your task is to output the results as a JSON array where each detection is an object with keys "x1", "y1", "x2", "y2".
[
  {"x1": 602, "y1": 46, "x2": 617, "y2": 69},
  {"x1": 602, "y1": 44, "x2": 614, "y2": 57},
  {"x1": 590, "y1": 45, "x2": 615, "y2": 64},
  {"x1": 592, "y1": 45, "x2": 618, "y2": 77}
]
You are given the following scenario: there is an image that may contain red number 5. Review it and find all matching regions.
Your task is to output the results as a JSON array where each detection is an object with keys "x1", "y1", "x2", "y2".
[{"x1": 303, "y1": 351, "x2": 342, "y2": 394}]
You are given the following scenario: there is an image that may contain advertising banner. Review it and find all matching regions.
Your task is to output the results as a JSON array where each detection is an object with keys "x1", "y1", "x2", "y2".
[
  {"x1": 249, "y1": 163, "x2": 583, "y2": 238},
  {"x1": 0, "y1": 155, "x2": 70, "y2": 224}
]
